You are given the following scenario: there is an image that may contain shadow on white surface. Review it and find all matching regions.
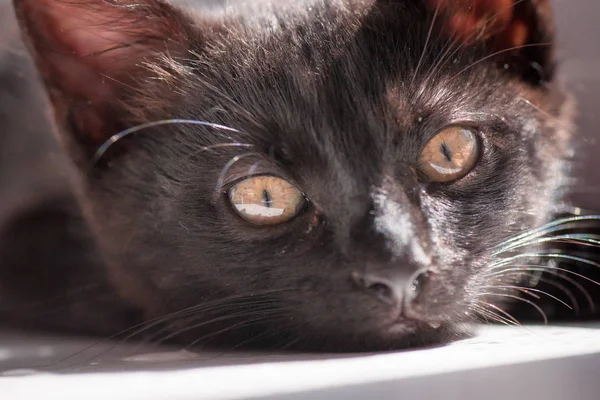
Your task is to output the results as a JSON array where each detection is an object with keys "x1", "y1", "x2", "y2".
[{"x1": 1, "y1": 324, "x2": 600, "y2": 400}]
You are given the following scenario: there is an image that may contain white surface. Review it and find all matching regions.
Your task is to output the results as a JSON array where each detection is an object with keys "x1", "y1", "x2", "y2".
[{"x1": 1, "y1": 324, "x2": 600, "y2": 400}]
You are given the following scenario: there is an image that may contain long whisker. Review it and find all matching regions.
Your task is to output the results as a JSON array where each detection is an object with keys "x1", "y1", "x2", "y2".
[
  {"x1": 90, "y1": 119, "x2": 242, "y2": 166},
  {"x1": 128, "y1": 299, "x2": 280, "y2": 349},
  {"x1": 479, "y1": 292, "x2": 548, "y2": 324},
  {"x1": 538, "y1": 273, "x2": 593, "y2": 313},
  {"x1": 534, "y1": 276, "x2": 581, "y2": 314},
  {"x1": 495, "y1": 233, "x2": 600, "y2": 255},
  {"x1": 470, "y1": 304, "x2": 514, "y2": 326},
  {"x1": 37, "y1": 289, "x2": 294, "y2": 369},
  {"x1": 476, "y1": 300, "x2": 522, "y2": 326},
  {"x1": 485, "y1": 266, "x2": 600, "y2": 287},
  {"x1": 493, "y1": 215, "x2": 600, "y2": 253},
  {"x1": 183, "y1": 314, "x2": 285, "y2": 349},
  {"x1": 487, "y1": 285, "x2": 541, "y2": 299},
  {"x1": 472, "y1": 303, "x2": 543, "y2": 338},
  {"x1": 451, "y1": 42, "x2": 552, "y2": 80},
  {"x1": 412, "y1": 1, "x2": 440, "y2": 85},
  {"x1": 491, "y1": 271, "x2": 582, "y2": 314},
  {"x1": 487, "y1": 266, "x2": 596, "y2": 312},
  {"x1": 517, "y1": 95, "x2": 572, "y2": 130},
  {"x1": 483, "y1": 285, "x2": 572, "y2": 310},
  {"x1": 490, "y1": 253, "x2": 600, "y2": 271},
  {"x1": 155, "y1": 309, "x2": 282, "y2": 346}
]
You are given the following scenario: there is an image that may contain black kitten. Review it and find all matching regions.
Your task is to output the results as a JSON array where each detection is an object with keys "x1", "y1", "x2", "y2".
[{"x1": 4, "y1": 0, "x2": 579, "y2": 351}]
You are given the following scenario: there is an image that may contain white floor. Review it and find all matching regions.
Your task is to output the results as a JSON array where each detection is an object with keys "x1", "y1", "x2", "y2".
[{"x1": 1, "y1": 324, "x2": 600, "y2": 400}]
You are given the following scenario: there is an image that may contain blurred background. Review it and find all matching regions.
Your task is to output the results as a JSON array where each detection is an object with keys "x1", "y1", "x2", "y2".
[{"x1": 551, "y1": 0, "x2": 600, "y2": 208}]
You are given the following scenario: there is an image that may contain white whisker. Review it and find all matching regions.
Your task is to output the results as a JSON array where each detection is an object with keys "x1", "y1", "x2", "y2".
[{"x1": 91, "y1": 119, "x2": 242, "y2": 166}]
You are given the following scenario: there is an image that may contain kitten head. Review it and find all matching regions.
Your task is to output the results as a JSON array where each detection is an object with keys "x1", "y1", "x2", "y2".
[{"x1": 15, "y1": 0, "x2": 572, "y2": 350}]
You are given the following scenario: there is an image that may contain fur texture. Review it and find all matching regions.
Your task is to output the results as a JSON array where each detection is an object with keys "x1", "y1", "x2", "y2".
[{"x1": 0, "y1": 0, "x2": 580, "y2": 351}]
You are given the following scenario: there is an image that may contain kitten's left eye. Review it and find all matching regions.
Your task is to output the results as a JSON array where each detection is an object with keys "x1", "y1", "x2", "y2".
[
  {"x1": 228, "y1": 176, "x2": 306, "y2": 225},
  {"x1": 417, "y1": 126, "x2": 480, "y2": 183}
]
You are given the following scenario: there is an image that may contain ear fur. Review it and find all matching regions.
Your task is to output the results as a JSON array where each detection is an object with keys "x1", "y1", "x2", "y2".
[
  {"x1": 377, "y1": 0, "x2": 556, "y2": 84},
  {"x1": 424, "y1": 0, "x2": 555, "y2": 84},
  {"x1": 13, "y1": 0, "x2": 196, "y2": 165}
]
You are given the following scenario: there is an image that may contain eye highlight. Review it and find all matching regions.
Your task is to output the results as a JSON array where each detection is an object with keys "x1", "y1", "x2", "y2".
[
  {"x1": 417, "y1": 126, "x2": 480, "y2": 183},
  {"x1": 228, "y1": 176, "x2": 306, "y2": 225}
]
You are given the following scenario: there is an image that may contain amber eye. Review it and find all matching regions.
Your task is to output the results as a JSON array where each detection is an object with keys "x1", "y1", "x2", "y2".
[
  {"x1": 228, "y1": 176, "x2": 306, "y2": 225},
  {"x1": 417, "y1": 127, "x2": 480, "y2": 183}
]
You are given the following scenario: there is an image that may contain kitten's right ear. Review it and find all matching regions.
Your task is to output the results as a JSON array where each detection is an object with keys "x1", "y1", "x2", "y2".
[
  {"x1": 421, "y1": 0, "x2": 556, "y2": 84},
  {"x1": 13, "y1": 0, "x2": 197, "y2": 167}
]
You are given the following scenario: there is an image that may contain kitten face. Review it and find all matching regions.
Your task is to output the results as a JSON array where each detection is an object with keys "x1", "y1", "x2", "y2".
[{"x1": 14, "y1": 0, "x2": 572, "y2": 350}]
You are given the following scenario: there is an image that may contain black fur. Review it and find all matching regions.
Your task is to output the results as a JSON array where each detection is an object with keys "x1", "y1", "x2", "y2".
[{"x1": 0, "y1": 0, "x2": 582, "y2": 351}]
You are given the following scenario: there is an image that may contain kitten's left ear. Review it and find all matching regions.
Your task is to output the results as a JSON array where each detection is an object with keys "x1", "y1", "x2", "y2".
[
  {"x1": 423, "y1": 0, "x2": 555, "y2": 84},
  {"x1": 12, "y1": 0, "x2": 197, "y2": 166}
]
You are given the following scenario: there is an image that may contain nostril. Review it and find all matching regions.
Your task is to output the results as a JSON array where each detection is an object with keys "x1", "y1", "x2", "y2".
[
  {"x1": 351, "y1": 269, "x2": 432, "y2": 307},
  {"x1": 350, "y1": 271, "x2": 399, "y2": 306},
  {"x1": 365, "y1": 282, "x2": 395, "y2": 305},
  {"x1": 406, "y1": 270, "x2": 430, "y2": 303},
  {"x1": 412, "y1": 271, "x2": 429, "y2": 291}
]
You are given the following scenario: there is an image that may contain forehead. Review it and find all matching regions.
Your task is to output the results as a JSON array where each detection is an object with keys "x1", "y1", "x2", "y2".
[
  {"x1": 181, "y1": 2, "x2": 522, "y2": 190},
  {"x1": 196, "y1": 2, "x2": 514, "y2": 127}
]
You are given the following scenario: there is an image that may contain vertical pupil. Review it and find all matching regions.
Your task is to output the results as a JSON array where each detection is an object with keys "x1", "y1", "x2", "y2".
[
  {"x1": 440, "y1": 141, "x2": 453, "y2": 162},
  {"x1": 262, "y1": 189, "x2": 273, "y2": 208}
]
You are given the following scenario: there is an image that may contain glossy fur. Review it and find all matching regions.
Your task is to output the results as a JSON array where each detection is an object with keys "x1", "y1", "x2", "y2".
[{"x1": 0, "y1": 0, "x2": 578, "y2": 351}]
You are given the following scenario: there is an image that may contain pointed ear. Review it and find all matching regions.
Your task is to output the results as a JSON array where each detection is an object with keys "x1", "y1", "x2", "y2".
[
  {"x1": 13, "y1": 0, "x2": 196, "y2": 166},
  {"x1": 425, "y1": 0, "x2": 555, "y2": 84}
]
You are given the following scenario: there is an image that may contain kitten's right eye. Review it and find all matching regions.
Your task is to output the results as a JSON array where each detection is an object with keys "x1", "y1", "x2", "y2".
[
  {"x1": 417, "y1": 127, "x2": 480, "y2": 183},
  {"x1": 228, "y1": 176, "x2": 307, "y2": 226}
]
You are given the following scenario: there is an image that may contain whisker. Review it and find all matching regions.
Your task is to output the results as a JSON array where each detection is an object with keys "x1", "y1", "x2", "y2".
[
  {"x1": 128, "y1": 299, "x2": 280, "y2": 350},
  {"x1": 412, "y1": 1, "x2": 440, "y2": 85},
  {"x1": 489, "y1": 267, "x2": 595, "y2": 313},
  {"x1": 470, "y1": 304, "x2": 516, "y2": 327},
  {"x1": 185, "y1": 314, "x2": 286, "y2": 350},
  {"x1": 491, "y1": 271, "x2": 582, "y2": 314},
  {"x1": 534, "y1": 276, "x2": 582, "y2": 314},
  {"x1": 496, "y1": 234, "x2": 600, "y2": 254},
  {"x1": 538, "y1": 273, "x2": 594, "y2": 313},
  {"x1": 495, "y1": 285, "x2": 542, "y2": 299},
  {"x1": 493, "y1": 215, "x2": 600, "y2": 253},
  {"x1": 156, "y1": 309, "x2": 282, "y2": 346},
  {"x1": 90, "y1": 119, "x2": 242, "y2": 166},
  {"x1": 517, "y1": 95, "x2": 572, "y2": 130},
  {"x1": 479, "y1": 292, "x2": 548, "y2": 324},
  {"x1": 491, "y1": 253, "x2": 600, "y2": 271},
  {"x1": 485, "y1": 266, "x2": 600, "y2": 287},
  {"x1": 122, "y1": 293, "x2": 285, "y2": 342},
  {"x1": 36, "y1": 289, "x2": 294, "y2": 369},
  {"x1": 451, "y1": 42, "x2": 552, "y2": 80},
  {"x1": 471, "y1": 303, "x2": 543, "y2": 338},
  {"x1": 475, "y1": 300, "x2": 522, "y2": 326},
  {"x1": 494, "y1": 233, "x2": 600, "y2": 255},
  {"x1": 483, "y1": 285, "x2": 572, "y2": 310}
]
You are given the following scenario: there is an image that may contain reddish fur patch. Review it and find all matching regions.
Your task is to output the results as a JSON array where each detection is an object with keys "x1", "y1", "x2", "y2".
[
  {"x1": 426, "y1": 0, "x2": 550, "y2": 50},
  {"x1": 14, "y1": 0, "x2": 192, "y2": 154}
]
